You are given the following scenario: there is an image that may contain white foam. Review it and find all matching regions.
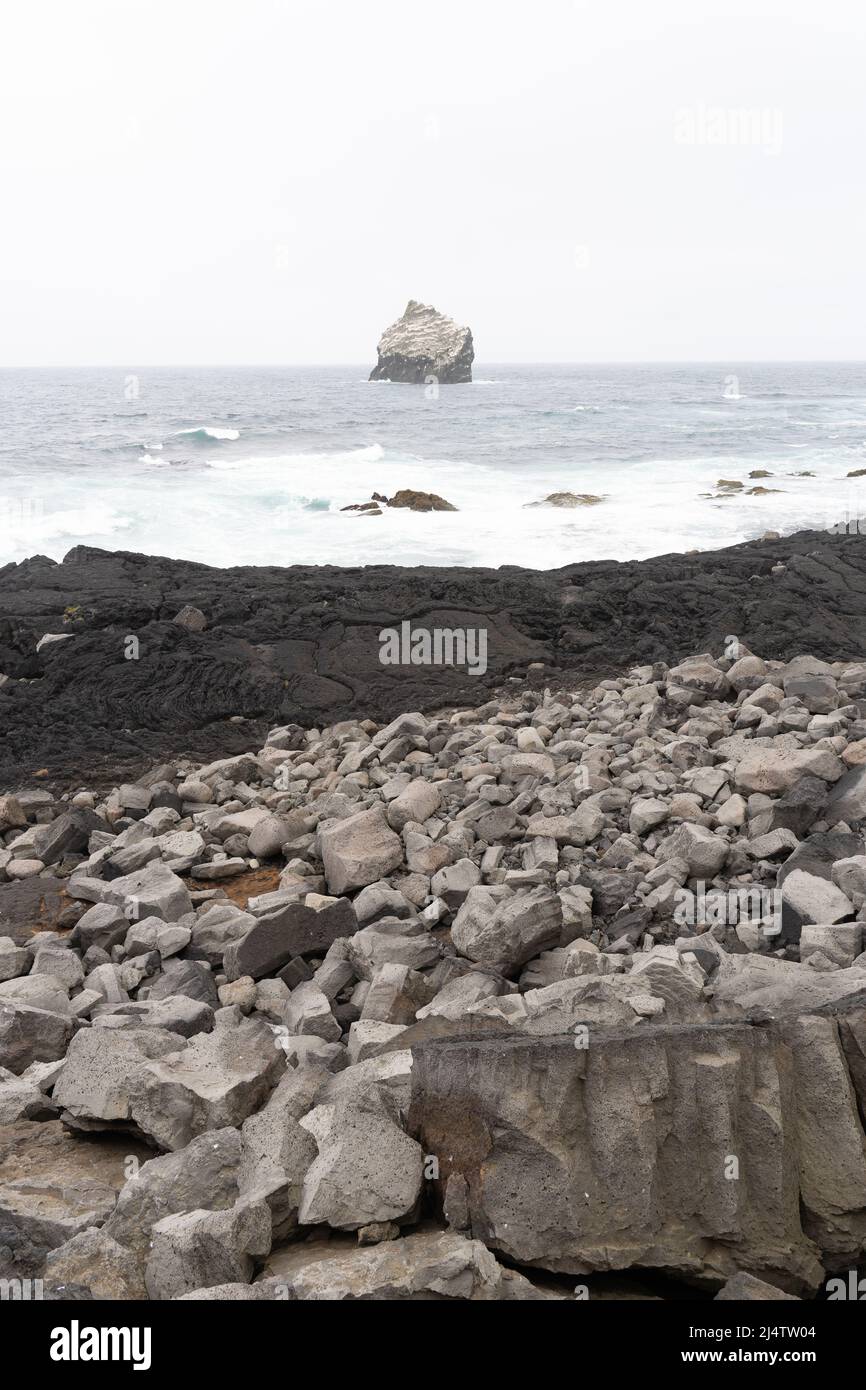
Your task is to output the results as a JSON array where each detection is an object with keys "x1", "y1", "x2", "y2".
[
  {"x1": 1, "y1": 442, "x2": 857, "y2": 571},
  {"x1": 0, "y1": 501, "x2": 133, "y2": 561},
  {"x1": 205, "y1": 442, "x2": 384, "y2": 473}
]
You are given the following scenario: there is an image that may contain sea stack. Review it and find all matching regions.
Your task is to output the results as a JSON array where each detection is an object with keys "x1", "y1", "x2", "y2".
[{"x1": 369, "y1": 300, "x2": 474, "y2": 384}]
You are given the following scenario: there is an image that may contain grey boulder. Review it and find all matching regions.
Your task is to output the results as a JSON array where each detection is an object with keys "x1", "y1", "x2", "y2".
[
  {"x1": 128, "y1": 1014, "x2": 285, "y2": 1151},
  {"x1": 298, "y1": 1094, "x2": 423, "y2": 1231},
  {"x1": 145, "y1": 1199, "x2": 272, "y2": 1299},
  {"x1": 224, "y1": 896, "x2": 357, "y2": 981},
  {"x1": 319, "y1": 807, "x2": 404, "y2": 895}
]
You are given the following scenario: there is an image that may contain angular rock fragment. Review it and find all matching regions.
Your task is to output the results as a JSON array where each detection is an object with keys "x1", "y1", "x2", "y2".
[
  {"x1": 258, "y1": 1228, "x2": 548, "y2": 1300},
  {"x1": 656, "y1": 822, "x2": 728, "y2": 877},
  {"x1": 298, "y1": 1094, "x2": 424, "y2": 1231},
  {"x1": 128, "y1": 1014, "x2": 284, "y2": 1151},
  {"x1": 777, "y1": 1013, "x2": 866, "y2": 1265},
  {"x1": 146, "y1": 1198, "x2": 272, "y2": 1299},
  {"x1": 53, "y1": 1026, "x2": 180, "y2": 1132},
  {"x1": 452, "y1": 886, "x2": 562, "y2": 971},
  {"x1": 735, "y1": 747, "x2": 844, "y2": 795},
  {"x1": 361, "y1": 964, "x2": 435, "y2": 1025},
  {"x1": 781, "y1": 868, "x2": 854, "y2": 939},
  {"x1": 44, "y1": 1226, "x2": 147, "y2": 1300},
  {"x1": 319, "y1": 807, "x2": 404, "y2": 895},
  {"x1": 238, "y1": 1068, "x2": 323, "y2": 1236},
  {"x1": 386, "y1": 780, "x2": 441, "y2": 831},
  {"x1": 0, "y1": 1067, "x2": 58, "y2": 1123},
  {"x1": 283, "y1": 982, "x2": 341, "y2": 1042},
  {"x1": 715, "y1": 1272, "x2": 800, "y2": 1300},
  {"x1": 223, "y1": 896, "x2": 357, "y2": 981},
  {"x1": 72, "y1": 861, "x2": 192, "y2": 923},
  {"x1": 0, "y1": 1003, "x2": 76, "y2": 1075},
  {"x1": 104, "y1": 1128, "x2": 243, "y2": 1265}
]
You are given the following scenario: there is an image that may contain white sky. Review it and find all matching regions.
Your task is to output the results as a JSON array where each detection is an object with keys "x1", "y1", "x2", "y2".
[{"x1": 0, "y1": 0, "x2": 863, "y2": 365}]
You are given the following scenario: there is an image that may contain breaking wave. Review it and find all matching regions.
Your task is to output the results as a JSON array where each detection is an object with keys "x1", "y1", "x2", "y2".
[{"x1": 171, "y1": 426, "x2": 241, "y2": 443}]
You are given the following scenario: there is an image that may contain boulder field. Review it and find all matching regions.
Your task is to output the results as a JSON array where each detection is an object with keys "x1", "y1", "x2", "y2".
[{"x1": 2, "y1": 644, "x2": 866, "y2": 1299}]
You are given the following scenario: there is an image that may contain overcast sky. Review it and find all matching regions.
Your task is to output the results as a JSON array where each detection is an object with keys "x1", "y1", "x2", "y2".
[{"x1": 1, "y1": 0, "x2": 863, "y2": 365}]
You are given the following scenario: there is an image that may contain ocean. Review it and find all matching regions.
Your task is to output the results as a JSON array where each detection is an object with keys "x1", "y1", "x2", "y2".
[{"x1": 1, "y1": 362, "x2": 865, "y2": 571}]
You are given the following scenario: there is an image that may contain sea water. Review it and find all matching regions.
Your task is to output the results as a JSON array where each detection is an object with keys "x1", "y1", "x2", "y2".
[{"x1": 1, "y1": 362, "x2": 864, "y2": 570}]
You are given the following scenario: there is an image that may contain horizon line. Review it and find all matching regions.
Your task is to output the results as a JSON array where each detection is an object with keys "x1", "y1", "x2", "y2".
[{"x1": 2, "y1": 358, "x2": 866, "y2": 371}]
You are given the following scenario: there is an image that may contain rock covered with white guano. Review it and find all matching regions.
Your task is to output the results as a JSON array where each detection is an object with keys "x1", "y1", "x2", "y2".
[{"x1": 369, "y1": 300, "x2": 474, "y2": 384}]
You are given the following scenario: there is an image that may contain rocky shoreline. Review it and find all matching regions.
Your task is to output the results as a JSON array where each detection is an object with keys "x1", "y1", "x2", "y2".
[
  {"x1": 3, "y1": 528, "x2": 866, "y2": 788},
  {"x1": 2, "y1": 638, "x2": 866, "y2": 1299}
]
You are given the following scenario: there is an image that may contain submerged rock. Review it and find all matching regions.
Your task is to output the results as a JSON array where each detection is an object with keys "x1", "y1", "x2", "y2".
[
  {"x1": 525, "y1": 492, "x2": 604, "y2": 508},
  {"x1": 342, "y1": 490, "x2": 457, "y2": 516},
  {"x1": 369, "y1": 301, "x2": 474, "y2": 384},
  {"x1": 387, "y1": 490, "x2": 457, "y2": 513}
]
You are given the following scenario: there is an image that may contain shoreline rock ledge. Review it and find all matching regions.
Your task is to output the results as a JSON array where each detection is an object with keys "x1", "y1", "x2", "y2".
[{"x1": 369, "y1": 300, "x2": 474, "y2": 384}]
